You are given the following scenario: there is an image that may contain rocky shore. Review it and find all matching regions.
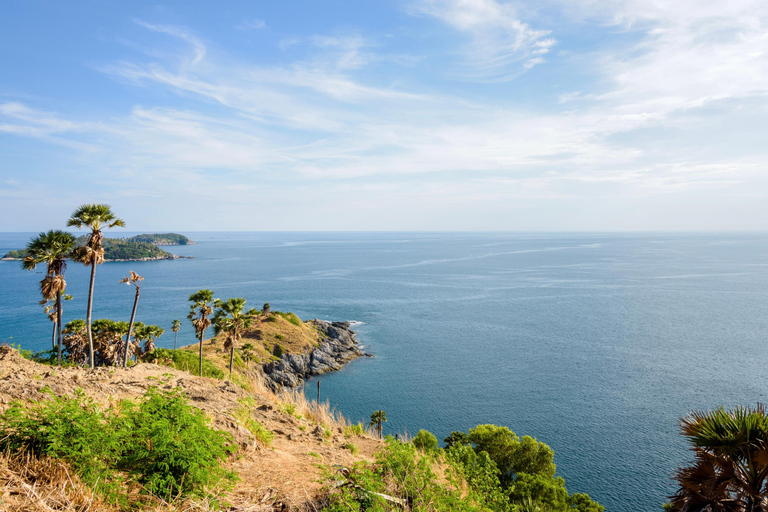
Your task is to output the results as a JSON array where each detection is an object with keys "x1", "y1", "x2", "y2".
[{"x1": 262, "y1": 320, "x2": 368, "y2": 388}]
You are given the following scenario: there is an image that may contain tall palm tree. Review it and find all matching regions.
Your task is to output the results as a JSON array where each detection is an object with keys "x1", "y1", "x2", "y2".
[
  {"x1": 370, "y1": 410, "x2": 388, "y2": 439},
  {"x1": 213, "y1": 298, "x2": 257, "y2": 376},
  {"x1": 671, "y1": 404, "x2": 768, "y2": 511},
  {"x1": 22, "y1": 230, "x2": 76, "y2": 366},
  {"x1": 188, "y1": 289, "x2": 215, "y2": 377},
  {"x1": 171, "y1": 319, "x2": 181, "y2": 349},
  {"x1": 118, "y1": 271, "x2": 143, "y2": 367},
  {"x1": 67, "y1": 204, "x2": 125, "y2": 368}
]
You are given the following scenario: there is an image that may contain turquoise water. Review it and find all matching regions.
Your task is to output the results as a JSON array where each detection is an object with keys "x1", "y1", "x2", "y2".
[{"x1": 2, "y1": 232, "x2": 768, "y2": 511}]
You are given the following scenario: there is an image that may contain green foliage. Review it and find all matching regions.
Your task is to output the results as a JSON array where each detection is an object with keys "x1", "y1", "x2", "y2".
[
  {"x1": 445, "y1": 443, "x2": 513, "y2": 512},
  {"x1": 444, "y1": 431, "x2": 471, "y2": 448},
  {"x1": 2, "y1": 249, "x2": 28, "y2": 259},
  {"x1": 143, "y1": 348, "x2": 224, "y2": 379},
  {"x1": 344, "y1": 423, "x2": 366, "y2": 437},
  {"x1": 468, "y1": 424, "x2": 556, "y2": 486},
  {"x1": 325, "y1": 438, "x2": 481, "y2": 512},
  {"x1": 74, "y1": 236, "x2": 172, "y2": 260},
  {"x1": 273, "y1": 344, "x2": 284, "y2": 357},
  {"x1": 342, "y1": 442, "x2": 359, "y2": 455},
  {"x1": 117, "y1": 388, "x2": 236, "y2": 499},
  {"x1": 232, "y1": 406, "x2": 274, "y2": 448},
  {"x1": 0, "y1": 389, "x2": 119, "y2": 492},
  {"x1": 413, "y1": 429, "x2": 439, "y2": 453},
  {"x1": 274, "y1": 311, "x2": 302, "y2": 326},
  {"x1": 0, "y1": 387, "x2": 236, "y2": 503}
]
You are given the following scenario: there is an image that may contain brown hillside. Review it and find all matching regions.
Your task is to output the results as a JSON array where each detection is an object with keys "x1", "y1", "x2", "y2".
[{"x1": 0, "y1": 346, "x2": 382, "y2": 511}]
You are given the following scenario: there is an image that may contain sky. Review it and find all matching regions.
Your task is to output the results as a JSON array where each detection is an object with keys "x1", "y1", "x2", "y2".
[{"x1": 1, "y1": 0, "x2": 767, "y2": 231}]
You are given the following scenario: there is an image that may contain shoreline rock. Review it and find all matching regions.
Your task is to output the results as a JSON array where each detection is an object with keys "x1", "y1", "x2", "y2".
[{"x1": 262, "y1": 320, "x2": 367, "y2": 389}]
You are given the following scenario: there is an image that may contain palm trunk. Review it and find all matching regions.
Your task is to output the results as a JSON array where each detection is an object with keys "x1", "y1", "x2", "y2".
[
  {"x1": 229, "y1": 345, "x2": 234, "y2": 375},
  {"x1": 123, "y1": 287, "x2": 140, "y2": 367},
  {"x1": 55, "y1": 291, "x2": 63, "y2": 366},
  {"x1": 51, "y1": 321, "x2": 56, "y2": 351},
  {"x1": 174, "y1": 331, "x2": 178, "y2": 349},
  {"x1": 86, "y1": 260, "x2": 96, "y2": 368},
  {"x1": 198, "y1": 330, "x2": 204, "y2": 377}
]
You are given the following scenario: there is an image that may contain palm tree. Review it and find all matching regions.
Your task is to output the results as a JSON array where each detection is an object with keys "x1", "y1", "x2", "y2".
[
  {"x1": 134, "y1": 323, "x2": 164, "y2": 358},
  {"x1": 67, "y1": 204, "x2": 125, "y2": 368},
  {"x1": 171, "y1": 319, "x2": 181, "y2": 349},
  {"x1": 671, "y1": 404, "x2": 768, "y2": 511},
  {"x1": 188, "y1": 289, "x2": 215, "y2": 377},
  {"x1": 22, "y1": 230, "x2": 76, "y2": 366},
  {"x1": 370, "y1": 410, "x2": 387, "y2": 439},
  {"x1": 241, "y1": 343, "x2": 255, "y2": 369},
  {"x1": 213, "y1": 298, "x2": 258, "y2": 376},
  {"x1": 118, "y1": 271, "x2": 143, "y2": 367}
]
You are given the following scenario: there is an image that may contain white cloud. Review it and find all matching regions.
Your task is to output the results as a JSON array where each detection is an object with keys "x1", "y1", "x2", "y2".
[
  {"x1": 133, "y1": 19, "x2": 207, "y2": 65},
  {"x1": 410, "y1": 0, "x2": 556, "y2": 80},
  {"x1": 237, "y1": 18, "x2": 267, "y2": 30}
]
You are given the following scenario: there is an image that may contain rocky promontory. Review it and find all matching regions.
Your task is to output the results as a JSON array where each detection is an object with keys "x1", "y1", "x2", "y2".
[{"x1": 262, "y1": 320, "x2": 366, "y2": 388}]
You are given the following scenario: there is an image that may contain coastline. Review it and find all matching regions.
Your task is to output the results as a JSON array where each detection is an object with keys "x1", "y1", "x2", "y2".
[{"x1": 262, "y1": 319, "x2": 369, "y2": 389}]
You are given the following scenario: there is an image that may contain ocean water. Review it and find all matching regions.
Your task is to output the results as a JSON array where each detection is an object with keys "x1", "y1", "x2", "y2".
[{"x1": 2, "y1": 231, "x2": 768, "y2": 511}]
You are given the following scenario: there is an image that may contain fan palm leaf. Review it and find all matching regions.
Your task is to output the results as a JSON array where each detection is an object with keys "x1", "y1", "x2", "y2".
[{"x1": 672, "y1": 404, "x2": 768, "y2": 511}]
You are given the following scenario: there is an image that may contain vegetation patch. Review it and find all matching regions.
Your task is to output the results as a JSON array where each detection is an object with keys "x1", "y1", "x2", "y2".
[
  {"x1": 0, "y1": 387, "x2": 237, "y2": 505},
  {"x1": 144, "y1": 348, "x2": 225, "y2": 379}
]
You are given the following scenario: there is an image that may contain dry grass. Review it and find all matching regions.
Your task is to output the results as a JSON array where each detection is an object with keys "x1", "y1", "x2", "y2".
[{"x1": 0, "y1": 451, "x2": 274, "y2": 512}]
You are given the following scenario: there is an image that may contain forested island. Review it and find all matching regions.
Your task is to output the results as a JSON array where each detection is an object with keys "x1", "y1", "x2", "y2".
[
  {"x1": 2, "y1": 232, "x2": 194, "y2": 261},
  {"x1": 128, "y1": 233, "x2": 196, "y2": 245}
]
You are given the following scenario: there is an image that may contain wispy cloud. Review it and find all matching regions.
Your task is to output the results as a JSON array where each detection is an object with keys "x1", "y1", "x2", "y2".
[
  {"x1": 409, "y1": 0, "x2": 556, "y2": 80},
  {"x1": 236, "y1": 18, "x2": 267, "y2": 30},
  {"x1": 133, "y1": 19, "x2": 207, "y2": 65},
  {"x1": 2, "y1": 2, "x2": 768, "y2": 230}
]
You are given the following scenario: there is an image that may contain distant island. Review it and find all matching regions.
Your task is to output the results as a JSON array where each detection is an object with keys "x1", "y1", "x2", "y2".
[
  {"x1": 2, "y1": 233, "x2": 195, "y2": 262},
  {"x1": 127, "y1": 233, "x2": 196, "y2": 246}
]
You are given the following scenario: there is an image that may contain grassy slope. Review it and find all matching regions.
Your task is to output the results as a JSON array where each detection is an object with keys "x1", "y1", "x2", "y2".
[{"x1": 178, "y1": 311, "x2": 322, "y2": 376}]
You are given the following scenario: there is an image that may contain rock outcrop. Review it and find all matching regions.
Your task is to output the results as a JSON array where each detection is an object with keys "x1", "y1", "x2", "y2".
[{"x1": 262, "y1": 320, "x2": 365, "y2": 388}]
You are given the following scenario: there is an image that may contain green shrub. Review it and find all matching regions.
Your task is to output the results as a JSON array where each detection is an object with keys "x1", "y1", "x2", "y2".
[
  {"x1": 233, "y1": 406, "x2": 274, "y2": 448},
  {"x1": 344, "y1": 423, "x2": 366, "y2": 437},
  {"x1": 273, "y1": 344, "x2": 284, "y2": 358},
  {"x1": 413, "y1": 429, "x2": 439, "y2": 452},
  {"x1": 0, "y1": 388, "x2": 120, "y2": 493},
  {"x1": 118, "y1": 388, "x2": 236, "y2": 499},
  {"x1": 341, "y1": 442, "x2": 359, "y2": 455},
  {"x1": 143, "y1": 348, "x2": 224, "y2": 379},
  {"x1": 0, "y1": 387, "x2": 237, "y2": 503},
  {"x1": 275, "y1": 311, "x2": 302, "y2": 326}
]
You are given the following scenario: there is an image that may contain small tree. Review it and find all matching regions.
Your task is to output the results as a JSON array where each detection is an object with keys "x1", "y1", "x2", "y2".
[
  {"x1": 262, "y1": 303, "x2": 271, "y2": 316},
  {"x1": 188, "y1": 289, "x2": 214, "y2": 377},
  {"x1": 241, "y1": 343, "x2": 255, "y2": 369},
  {"x1": 369, "y1": 410, "x2": 387, "y2": 439},
  {"x1": 413, "y1": 429, "x2": 439, "y2": 452},
  {"x1": 171, "y1": 319, "x2": 181, "y2": 349}
]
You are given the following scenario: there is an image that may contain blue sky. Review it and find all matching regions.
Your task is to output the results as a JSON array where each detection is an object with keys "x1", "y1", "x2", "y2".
[{"x1": 1, "y1": 0, "x2": 767, "y2": 231}]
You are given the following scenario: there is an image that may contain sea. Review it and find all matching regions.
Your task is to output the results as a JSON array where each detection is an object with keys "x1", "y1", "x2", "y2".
[{"x1": 2, "y1": 231, "x2": 768, "y2": 511}]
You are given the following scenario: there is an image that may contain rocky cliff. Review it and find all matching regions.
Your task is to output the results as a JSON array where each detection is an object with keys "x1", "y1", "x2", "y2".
[{"x1": 262, "y1": 320, "x2": 366, "y2": 388}]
